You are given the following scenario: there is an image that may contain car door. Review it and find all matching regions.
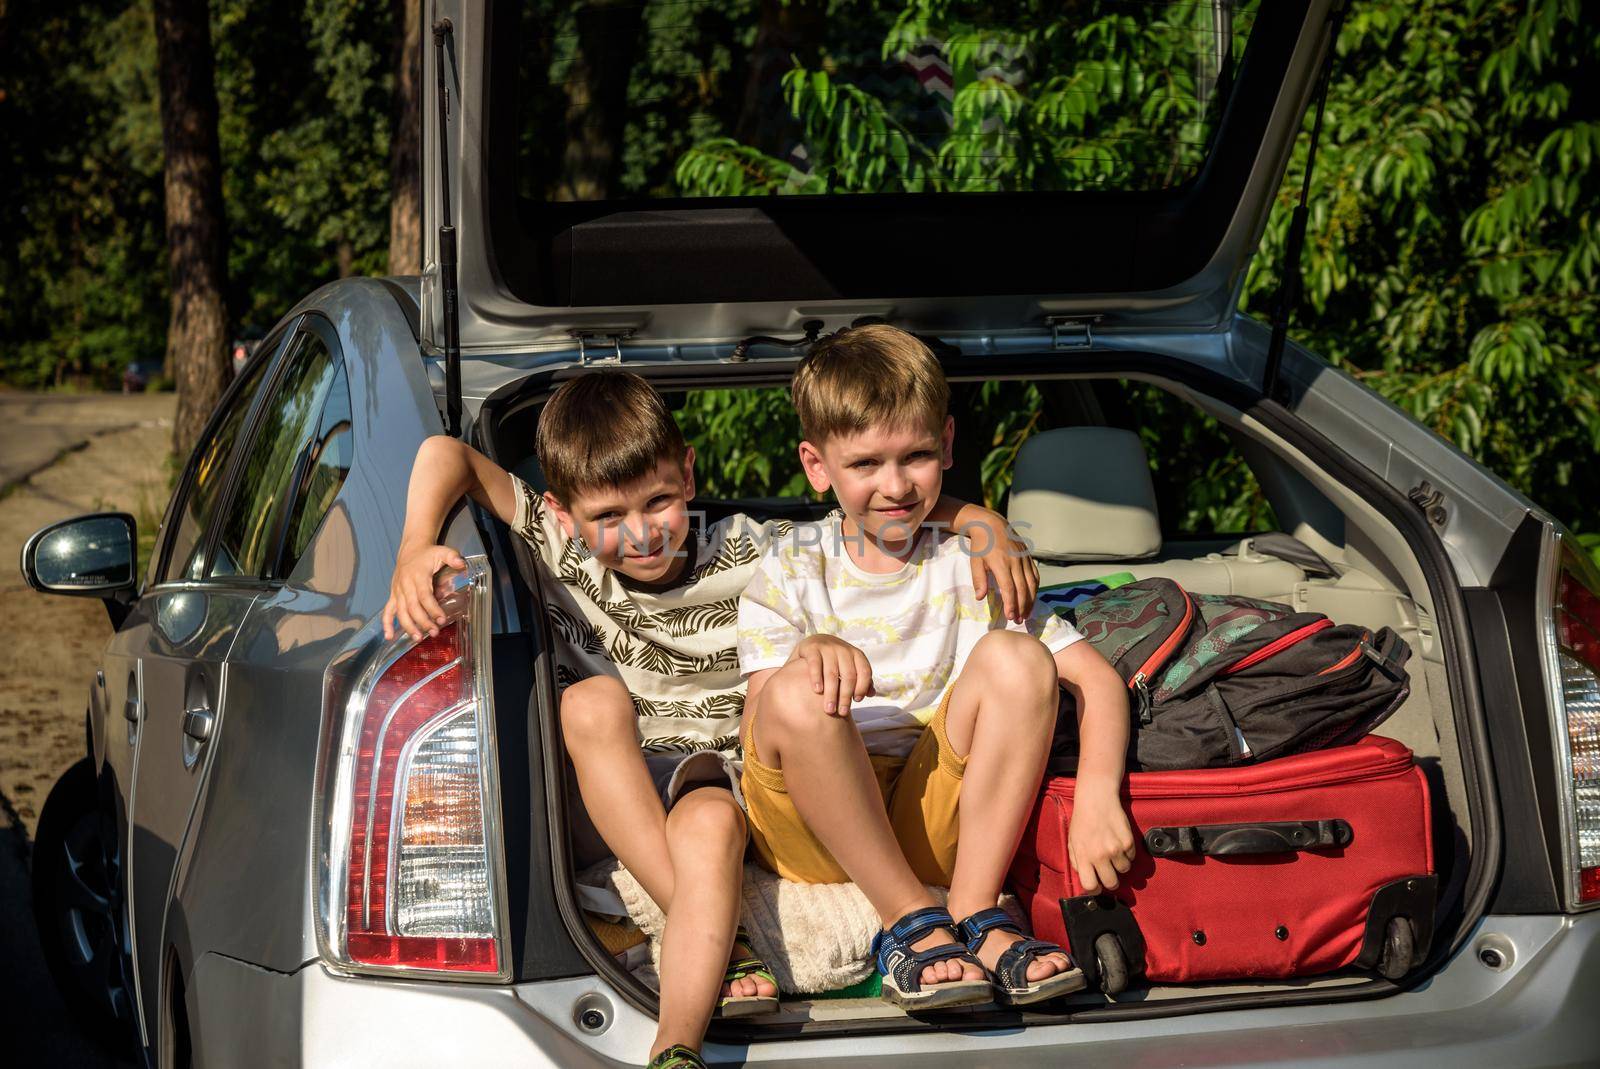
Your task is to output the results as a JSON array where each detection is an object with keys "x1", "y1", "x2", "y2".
[
  {"x1": 112, "y1": 330, "x2": 285, "y2": 1047},
  {"x1": 127, "y1": 317, "x2": 342, "y2": 1044},
  {"x1": 163, "y1": 313, "x2": 363, "y2": 984}
]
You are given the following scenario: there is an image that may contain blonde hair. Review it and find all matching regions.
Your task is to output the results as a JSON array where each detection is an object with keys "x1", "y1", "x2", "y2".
[
  {"x1": 535, "y1": 372, "x2": 686, "y2": 501},
  {"x1": 791, "y1": 325, "x2": 949, "y2": 444}
]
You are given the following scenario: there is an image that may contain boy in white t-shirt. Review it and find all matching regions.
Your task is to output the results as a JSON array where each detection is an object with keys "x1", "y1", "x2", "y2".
[{"x1": 737, "y1": 325, "x2": 1137, "y2": 1011}]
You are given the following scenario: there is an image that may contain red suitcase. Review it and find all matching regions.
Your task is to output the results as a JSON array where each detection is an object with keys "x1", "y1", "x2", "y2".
[{"x1": 1010, "y1": 735, "x2": 1437, "y2": 991}]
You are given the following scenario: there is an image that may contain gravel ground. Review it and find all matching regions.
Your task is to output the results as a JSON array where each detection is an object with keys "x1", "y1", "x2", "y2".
[{"x1": 0, "y1": 390, "x2": 174, "y2": 1068}]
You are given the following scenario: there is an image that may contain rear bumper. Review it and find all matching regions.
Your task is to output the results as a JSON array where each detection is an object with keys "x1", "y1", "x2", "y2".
[{"x1": 191, "y1": 913, "x2": 1600, "y2": 1067}]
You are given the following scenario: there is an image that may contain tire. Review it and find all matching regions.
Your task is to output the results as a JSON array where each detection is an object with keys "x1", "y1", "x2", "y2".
[
  {"x1": 30, "y1": 757, "x2": 140, "y2": 1054},
  {"x1": 1376, "y1": 916, "x2": 1415, "y2": 980},
  {"x1": 1093, "y1": 932, "x2": 1130, "y2": 994}
]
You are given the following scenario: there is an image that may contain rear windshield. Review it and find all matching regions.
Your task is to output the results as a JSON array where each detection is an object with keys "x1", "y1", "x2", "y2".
[
  {"x1": 670, "y1": 379, "x2": 1275, "y2": 537},
  {"x1": 508, "y1": 0, "x2": 1260, "y2": 202}
]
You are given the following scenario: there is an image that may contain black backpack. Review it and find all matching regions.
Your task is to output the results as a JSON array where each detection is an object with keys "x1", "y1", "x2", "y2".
[{"x1": 1053, "y1": 577, "x2": 1411, "y2": 771}]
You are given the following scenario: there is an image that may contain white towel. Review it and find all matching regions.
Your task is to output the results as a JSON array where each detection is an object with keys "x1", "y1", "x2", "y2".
[
  {"x1": 577, "y1": 861, "x2": 1030, "y2": 996},
  {"x1": 578, "y1": 859, "x2": 955, "y2": 994}
]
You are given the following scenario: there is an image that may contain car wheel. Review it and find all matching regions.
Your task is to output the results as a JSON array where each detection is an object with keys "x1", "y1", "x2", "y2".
[
  {"x1": 31, "y1": 757, "x2": 140, "y2": 1053},
  {"x1": 1093, "y1": 932, "x2": 1130, "y2": 994},
  {"x1": 1376, "y1": 916, "x2": 1416, "y2": 981}
]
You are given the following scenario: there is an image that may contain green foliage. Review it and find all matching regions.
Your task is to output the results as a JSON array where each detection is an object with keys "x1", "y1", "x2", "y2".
[
  {"x1": 228, "y1": 0, "x2": 395, "y2": 322},
  {"x1": 0, "y1": 0, "x2": 398, "y2": 388},
  {"x1": 676, "y1": 388, "x2": 810, "y2": 499},
  {"x1": 0, "y1": 2, "x2": 166, "y2": 388},
  {"x1": 1127, "y1": 384, "x2": 1277, "y2": 536},
  {"x1": 960, "y1": 379, "x2": 1274, "y2": 535},
  {"x1": 674, "y1": 0, "x2": 1253, "y2": 195},
  {"x1": 1241, "y1": 0, "x2": 1599, "y2": 557},
  {"x1": 3, "y1": 0, "x2": 1595, "y2": 563},
  {"x1": 671, "y1": 0, "x2": 1598, "y2": 556},
  {"x1": 970, "y1": 381, "x2": 1045, "y2": 508}
]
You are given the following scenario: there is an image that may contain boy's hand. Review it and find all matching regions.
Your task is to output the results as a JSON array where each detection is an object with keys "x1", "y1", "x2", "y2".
[
  {"x1": 959, "y1": 506, "x2": 1038, "y2": 624},
  {"x1": 792, "y1": 635, "x2": 875, "y2": 717},
  {"x1": 384, "y1": 542, "x2": 468, "y2": 642},
  {"x1": 1067, "y1": 781, "x2": 1137, "y2": 894}
]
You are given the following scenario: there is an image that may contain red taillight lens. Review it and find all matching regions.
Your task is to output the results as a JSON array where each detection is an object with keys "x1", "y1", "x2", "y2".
[
  {"x1": 1553, "y1": 556, "x2": 1600, "y2": 909},
  {"x1": 1557, "y1": 571, "x2": 1600, "y2": 674},
  {"x1": 322, "y1": 558, "x2": 505, "y2": 976}
]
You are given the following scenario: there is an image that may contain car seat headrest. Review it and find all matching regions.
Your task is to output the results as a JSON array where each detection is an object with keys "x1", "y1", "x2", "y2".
[{"x1": 1006, "y1": 427, "x2": 1162, "y2": 560}]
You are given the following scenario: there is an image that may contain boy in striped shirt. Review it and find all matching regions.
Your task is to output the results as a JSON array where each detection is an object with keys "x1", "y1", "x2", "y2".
[{"x1": 383, "y1": 370, "x2": 1032, "y2": 1066}]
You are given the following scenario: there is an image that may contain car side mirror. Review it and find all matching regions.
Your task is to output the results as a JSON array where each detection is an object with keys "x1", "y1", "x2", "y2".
[{"x1": 21, "y1": 513, "x2": 138, "y2": 625}]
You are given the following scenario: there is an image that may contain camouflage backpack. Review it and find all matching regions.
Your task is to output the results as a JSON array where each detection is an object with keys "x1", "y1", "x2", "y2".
[{"x1": 1056, "y1": 577, "x2": 1411, "y2": 771}]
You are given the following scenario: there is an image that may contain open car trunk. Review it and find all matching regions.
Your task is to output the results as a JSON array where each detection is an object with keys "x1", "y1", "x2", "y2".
[
  {"x1": 424, "y1": 0, "x2": 1503, "y2": 1042},
  {"x1": 476, "y1": 346, "x2": 1490, "y2": 1038}
]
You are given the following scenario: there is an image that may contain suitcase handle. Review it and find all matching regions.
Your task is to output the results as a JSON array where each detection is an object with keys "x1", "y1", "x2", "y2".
[{"x1": 1144, "y1": 819, "x2": 1352, "y2": 857}]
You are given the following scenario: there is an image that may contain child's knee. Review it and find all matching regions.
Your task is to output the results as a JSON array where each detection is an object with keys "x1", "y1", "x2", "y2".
[
  {"x1": 757, "y1": 662, "x2": 831, "y2": 735},
  {"x1": 559, "y1": 675, "x2": 634, "y2": 745},
  {"x1": 972, "y1": 629, "x2": 1055, "y2": 686},
  {"x1": 667, "y1": 789, "x2": 746, "y2": 849}
]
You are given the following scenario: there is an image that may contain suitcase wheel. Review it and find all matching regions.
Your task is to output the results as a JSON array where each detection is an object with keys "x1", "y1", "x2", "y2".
[
  {"x1": 1093, "y1": 933, "x2": 1131, "y2": 995},
  {"x1": 1376, "y1": 916, "x2": 1415, "y2": 980}
]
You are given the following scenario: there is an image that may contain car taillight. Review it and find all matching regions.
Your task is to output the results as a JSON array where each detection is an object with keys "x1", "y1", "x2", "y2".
[
  {"x1": 1549, "y1": 550, "x2": 1600, "y2": 908},
  {"x1": 317, "y1": 556, "x2": 510, "y2": 977}
]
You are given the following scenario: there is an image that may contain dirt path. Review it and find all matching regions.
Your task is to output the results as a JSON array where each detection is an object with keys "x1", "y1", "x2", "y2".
[
  {"x1": 0, "y1": 392, "x2": 173, "y2": 493},
  {"x1": 0, "y1": 392, "x2": 171, "y2": 1067},
  {"x1": 0, "y1": 393, "x2": 175, "y2": 837}
]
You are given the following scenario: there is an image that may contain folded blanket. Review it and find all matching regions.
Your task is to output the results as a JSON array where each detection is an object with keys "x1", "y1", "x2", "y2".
[
  {"x1": 578, "y1": 860, "x2": 1025, "y2": 995},
  {"x1": 581, "y1": 859, "x2": 957, "y2": 993}
]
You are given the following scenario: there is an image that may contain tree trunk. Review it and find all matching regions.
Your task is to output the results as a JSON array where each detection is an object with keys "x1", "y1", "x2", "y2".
[
  {"x1": 387, "y1": 0, "x2": 422, "y2": 275},
  {"x1": 554, "y1": 2, "x2": 643, "y2": 201},
  {"x1": 734, "y1": 0, "x2": 826, "y2": 154},
  {"x1": 153, "y1": 0, "x2": 231, "y2": 460}
]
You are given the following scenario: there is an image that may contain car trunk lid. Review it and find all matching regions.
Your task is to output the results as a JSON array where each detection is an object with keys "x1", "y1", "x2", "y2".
[{"x1": 422, "y1": 0, "x2": 1339, "y2": 356}]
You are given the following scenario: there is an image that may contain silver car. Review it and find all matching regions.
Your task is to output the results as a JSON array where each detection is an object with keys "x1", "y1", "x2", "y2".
[{"x1": 22, "y1": 0, "x2": 1600, "y2": 1065}]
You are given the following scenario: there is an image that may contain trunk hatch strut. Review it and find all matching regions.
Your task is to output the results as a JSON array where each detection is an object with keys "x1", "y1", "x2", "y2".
[
  {"x1": 433, "y1": 16, "x2": 463, "y2": 437},
  {"x1": 1262, "y1": 2, "x2": 1347, "y2": 403}
]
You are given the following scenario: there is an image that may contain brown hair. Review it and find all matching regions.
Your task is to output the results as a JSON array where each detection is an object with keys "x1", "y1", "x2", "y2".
[
  {"x1": 535, "y1": 372, "x2": 687, "y2": 501},
  {"x1": 791, "y1": 324, "x2": 949, "y2": 444}
]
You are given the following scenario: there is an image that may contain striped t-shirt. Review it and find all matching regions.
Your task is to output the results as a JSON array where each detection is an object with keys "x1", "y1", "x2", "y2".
[
  {"x1": 509, "y1": 474, "x2": 788, "y2": 756},
  {"x1": 737, "y1": 512, "x2": 1081, "y2": 758}
]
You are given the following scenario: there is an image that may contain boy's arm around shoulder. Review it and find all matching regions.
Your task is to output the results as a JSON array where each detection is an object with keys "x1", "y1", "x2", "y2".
[
  {"x1": 384, "y1": 435, "x2": 519, "y2": 641},
  {"x1": 927, "y1": 495, "x2": 1039, "y2": 624},
  {"x1": 1054, "y1": 640, "x2": 1137, "y2": 894}
]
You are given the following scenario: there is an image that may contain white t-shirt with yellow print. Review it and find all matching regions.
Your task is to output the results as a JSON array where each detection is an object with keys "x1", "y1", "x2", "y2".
[{"x1": 736, "y1": 511, "x2": 1082, "y2": 759}]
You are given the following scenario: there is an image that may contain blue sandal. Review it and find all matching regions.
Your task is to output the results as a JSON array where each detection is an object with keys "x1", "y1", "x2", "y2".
[
  {"x1": 870, "y1": 906, "x2": 993, "y2": 1010},
  {"x1": 956, "y1": 906, "x2": 1086, "y2": 1006}
]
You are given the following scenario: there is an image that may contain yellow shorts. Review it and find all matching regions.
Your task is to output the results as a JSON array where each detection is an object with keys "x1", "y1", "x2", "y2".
[{"x1": 741, "y1": 688, "x2": 965, "y2": 886}]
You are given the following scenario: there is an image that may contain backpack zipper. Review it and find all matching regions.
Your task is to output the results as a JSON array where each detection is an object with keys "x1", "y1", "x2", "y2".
[
  {"x1": 1223, "y1": 618, "x2": 1334, "y2": 676},
  {"x1": 1317, "y1": 630, "x2": 1373, "y2": 676},
  {"x1": 1131, "y1": 673, "x2": 1153, "y2": 724},
  {"x1": 1128, "y1": 587, "x2": 1194, "y2": 723}
]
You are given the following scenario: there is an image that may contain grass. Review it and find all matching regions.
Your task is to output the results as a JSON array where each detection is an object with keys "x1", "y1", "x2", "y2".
[{"x1": 91, "y1": 465, "x2": 169, "y2": 582}]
